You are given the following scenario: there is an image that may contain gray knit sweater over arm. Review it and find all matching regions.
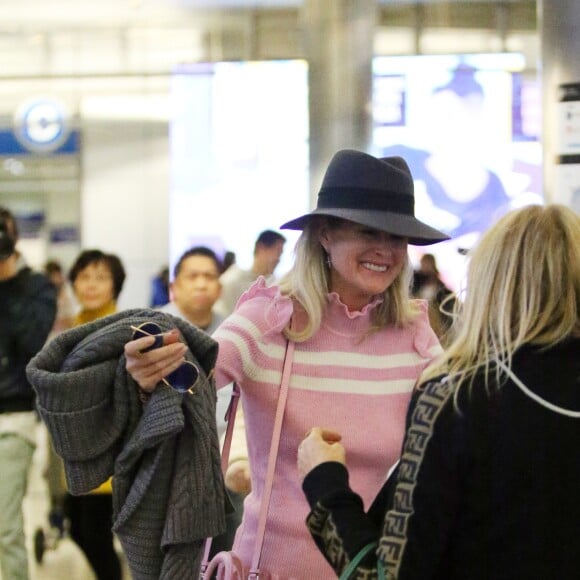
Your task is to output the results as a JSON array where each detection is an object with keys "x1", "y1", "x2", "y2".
[{"x1": 26, "y1": 308, "x2": 227, "y2": 580}]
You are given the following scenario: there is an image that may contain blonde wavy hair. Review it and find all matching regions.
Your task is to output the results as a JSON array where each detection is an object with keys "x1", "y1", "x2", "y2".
[
  {"x1": 278, "y1": 216, "x2": 418, "y2": 342},
  {"x1": 421, "y1": 204, "x2": 580, "y2": 387}
]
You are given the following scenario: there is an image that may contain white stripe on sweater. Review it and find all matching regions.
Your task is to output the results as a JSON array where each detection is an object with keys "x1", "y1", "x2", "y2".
[
  {"x1": 289, "y1": 374, "x2": 417, "y2": 394},
  {"x1": 218, "y1": 326, "x2": 424, "y2": 395},
  {"x1": 218, "y1": 324, "x2": 438, "y2": 370}
]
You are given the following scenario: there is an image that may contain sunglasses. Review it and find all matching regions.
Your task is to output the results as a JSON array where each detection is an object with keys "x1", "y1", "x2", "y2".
[{"x1": 130, "y1": 321, "x2": 199, "y2": 395}]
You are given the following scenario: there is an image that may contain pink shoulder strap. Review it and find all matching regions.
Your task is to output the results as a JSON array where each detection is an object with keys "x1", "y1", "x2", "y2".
[
  {"x1": 202, "y1": 334, "x2": 295, "y2": 575},
  {"x1": 250, "y1": 337, "x2": 295, "y2": 574}
]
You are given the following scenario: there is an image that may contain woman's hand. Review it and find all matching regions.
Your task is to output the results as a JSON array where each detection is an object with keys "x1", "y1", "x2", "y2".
[
  {"x1": 225, "y1": 459, "x2": 252, "y2": 496},
  {"x1": 297, "y1": 427, "x2": 345, "y2": 478},
  {"x1": 124, "y1": 329, "x2": 187, "y2": 392}
]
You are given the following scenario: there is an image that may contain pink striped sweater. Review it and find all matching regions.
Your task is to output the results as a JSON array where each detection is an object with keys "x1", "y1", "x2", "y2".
[{"x1": 213, "y1": 278, "x2": 442, "y2": 580}]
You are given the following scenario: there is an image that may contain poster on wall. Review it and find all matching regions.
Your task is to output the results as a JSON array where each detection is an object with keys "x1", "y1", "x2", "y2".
[
  {"x1": 169, "y1": 60, "x2": 309, "y2": 277},
  {"x1": 372, "y1": 53, "x2": 543, "y2": 290},
  {"x1": 554, "y1": 162, "x2": 580, "y2": 212},
  {"x1": 555, "y1": 82, "x2": 580, "y2": 214},
  {"x1": 557, "y1": 82, "x2": 580, "y2": 155}
]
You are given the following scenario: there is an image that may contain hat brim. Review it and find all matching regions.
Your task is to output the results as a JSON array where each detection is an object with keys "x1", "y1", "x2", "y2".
[{"x1": 280, "y1": 208, "x2": 450, "y2": 246}]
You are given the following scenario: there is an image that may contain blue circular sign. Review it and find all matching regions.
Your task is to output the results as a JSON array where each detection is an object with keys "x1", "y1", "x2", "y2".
[{"x1": 14, "y1": 98, "x2": 71, "y2": 153}]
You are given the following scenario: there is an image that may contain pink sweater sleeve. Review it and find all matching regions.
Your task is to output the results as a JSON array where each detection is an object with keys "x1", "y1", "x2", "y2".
[{"x1": 212, "y1": 278, "x2": 293, "y2": 389}]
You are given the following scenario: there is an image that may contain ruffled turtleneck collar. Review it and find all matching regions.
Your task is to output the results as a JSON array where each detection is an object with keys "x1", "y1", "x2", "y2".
[
  {"x1": 235, "y1": 277, "x2": 385, "y2": 338},
  {"x1": 322, "y1": 292, "x2": 383, "y2": 336},
  {"x1": 326, "y1": 291, "x2": 383, "y2": 318}
]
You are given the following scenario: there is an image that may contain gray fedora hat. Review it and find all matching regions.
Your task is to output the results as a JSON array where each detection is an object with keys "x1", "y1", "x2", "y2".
[{"x1": 280, "y1": 149, "x2": 450, "y2": 246}]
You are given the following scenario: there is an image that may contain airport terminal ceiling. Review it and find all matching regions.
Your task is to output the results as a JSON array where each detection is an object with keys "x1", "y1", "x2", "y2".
[
  {"x1": 0, "y1": 0, "x2": 539, "y2": 309},
  {"x1": 0, "y1": 1, "x2": 536, "y2": 32}
]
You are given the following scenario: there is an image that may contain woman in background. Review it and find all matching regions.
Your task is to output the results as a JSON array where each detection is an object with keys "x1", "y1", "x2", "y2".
[
  {"x1": 66, "y1": 249, "x2": 126, "y2": 580},
  {"x1": 298, "y1": 204, "x2": 580, "y2": 579},
  {"x1": 70, "y1": 249, "x2": 125, "y2": 326}
]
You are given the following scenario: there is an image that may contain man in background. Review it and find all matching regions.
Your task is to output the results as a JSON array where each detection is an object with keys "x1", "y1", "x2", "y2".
[
  {"x1": 159, "y1": 245, "x2": 247, "y2": 556},
  {"x1": 216, "y1": 230, "x2": 286, "y2": 317},
  {"x1": 159, "y1": 245, "x2": 241, "y2": 438},
  {"x1": 160, "y1": 246, "x2": 225, "y2": 334},
  {"x1": 0, "y1": 206, "x2": 56, "y2": 580},
  {"x1": 159, "y1": 245, "x2": 231, "y2": 435}
]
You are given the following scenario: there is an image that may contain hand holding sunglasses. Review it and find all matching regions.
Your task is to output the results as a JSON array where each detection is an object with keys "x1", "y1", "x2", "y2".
[{"x1": 129, "y1": 321, "x2": 200, "y2": 395}]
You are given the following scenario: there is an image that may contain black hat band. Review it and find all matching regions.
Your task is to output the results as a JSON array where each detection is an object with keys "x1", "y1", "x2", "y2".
[{"x1": 318, "y1": 187, "x2": 414, "y2": 215}]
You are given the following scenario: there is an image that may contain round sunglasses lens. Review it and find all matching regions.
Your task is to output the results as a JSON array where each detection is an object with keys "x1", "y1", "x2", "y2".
[
  {"x1": 132, "y1": 322, "x2": 164, "y2": 352},
  {"x1": 166, "y1": 362, "x2": 199, "y2": 394}
]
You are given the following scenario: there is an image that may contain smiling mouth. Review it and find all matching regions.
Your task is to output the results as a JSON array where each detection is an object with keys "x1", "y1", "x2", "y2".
[{"x1": 362, "y1": 262, "x2": 387, "y2": 273}]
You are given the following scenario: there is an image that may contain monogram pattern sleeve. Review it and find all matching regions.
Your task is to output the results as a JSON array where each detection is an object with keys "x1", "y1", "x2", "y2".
[
  {"x1": 379, "y1": 377, "x2": 462, "y2": 579},
  {"x1": 303, "y1": 461, "x2": 391, "y2": 578}
]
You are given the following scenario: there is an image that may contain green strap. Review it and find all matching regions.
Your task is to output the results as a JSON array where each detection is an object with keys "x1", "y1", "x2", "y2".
[
  {"x1": 379, "y1": 558, "x2": 386, "y2": 580},
  {"x1": 339, "y1": 541, "x2": 385, "y2": 580}
]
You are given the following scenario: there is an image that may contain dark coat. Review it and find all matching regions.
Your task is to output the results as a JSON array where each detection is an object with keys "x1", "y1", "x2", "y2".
[{"x1": 0, "y1": 264, "x2": 56, "y2": 412}]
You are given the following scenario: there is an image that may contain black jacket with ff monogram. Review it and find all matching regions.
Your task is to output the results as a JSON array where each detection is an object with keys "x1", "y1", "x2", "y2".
[{"x1": 303, "y1": 337, "x2": 580, "y2": 580}]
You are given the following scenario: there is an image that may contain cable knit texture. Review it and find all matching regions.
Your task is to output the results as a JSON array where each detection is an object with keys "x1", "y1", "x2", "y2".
[
  {"x1": 212, "y1": 278, "x2": 443, "y2": 579},
  {"x1": 26, "y1": 308, "x2": 227, "y2": 580}
]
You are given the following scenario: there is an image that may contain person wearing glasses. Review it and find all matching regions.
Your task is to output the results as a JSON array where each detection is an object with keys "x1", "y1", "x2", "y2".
[
  {"x1": 298, "y1": 204, "x2": 580, "y2": 579},
  {"x1": 64, "y1": 249, "x2": 126, "y2": 580},
  {"x1": 124, "y1": 150, "x2": 449, "y2": 578}
]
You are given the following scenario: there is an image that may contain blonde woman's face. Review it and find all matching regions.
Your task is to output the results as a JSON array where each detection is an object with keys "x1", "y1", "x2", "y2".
[
  {"x1": 73, "y1": 261, "x2": 115, "y2": 311},
  {"x1": 320, "y1": 220, "x2": 407, "y2": 311}
]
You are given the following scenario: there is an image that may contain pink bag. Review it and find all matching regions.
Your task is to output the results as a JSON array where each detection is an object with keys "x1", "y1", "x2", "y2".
[
  {"x1": 201, "y1": 550, "x2": 245, "y2": 579},
  {"x1": 200, "y1": 550, "x2": 272, "y2": 580},
  {"x1": 199, "y1": 337, "x2": 295, "y2": 580}
]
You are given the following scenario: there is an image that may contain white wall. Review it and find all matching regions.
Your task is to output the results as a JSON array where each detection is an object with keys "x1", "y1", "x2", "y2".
[{"x1": 81, "y1": 87, "x2": 172, "y2": 309}]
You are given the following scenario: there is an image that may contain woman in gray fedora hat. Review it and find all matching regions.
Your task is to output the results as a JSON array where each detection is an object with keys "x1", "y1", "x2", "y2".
[{"x1": 124, "y1": 149, "x2": 449, "y2": 578}]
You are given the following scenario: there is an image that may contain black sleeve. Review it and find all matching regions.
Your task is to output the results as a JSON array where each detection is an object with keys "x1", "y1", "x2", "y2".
[
  {"x1": 303, "y1": 461, "x2": 385, "y2": 577},
  {"x1": 13, "y1": 272, "x2": 57, "y2": 357}
]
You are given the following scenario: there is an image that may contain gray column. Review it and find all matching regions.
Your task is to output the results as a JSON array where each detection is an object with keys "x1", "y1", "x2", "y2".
[
  {"x1": 539, "y1": 0, "x2": 580, "y2": 209},
  {"x1": 301, "y1": 0, "x2": 378, "y2": 202}
]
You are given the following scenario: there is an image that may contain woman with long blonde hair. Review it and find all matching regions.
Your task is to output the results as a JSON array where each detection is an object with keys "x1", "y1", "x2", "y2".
[
  {"x1": 422, "y1": 203, "x2": 579, "y2": 386},
  {"x1": 124, "y1": 149, "x2": 449, "y2": 578},
  {"x1": 299, "y1": 204, "x2": 580, "y2": 580}
]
